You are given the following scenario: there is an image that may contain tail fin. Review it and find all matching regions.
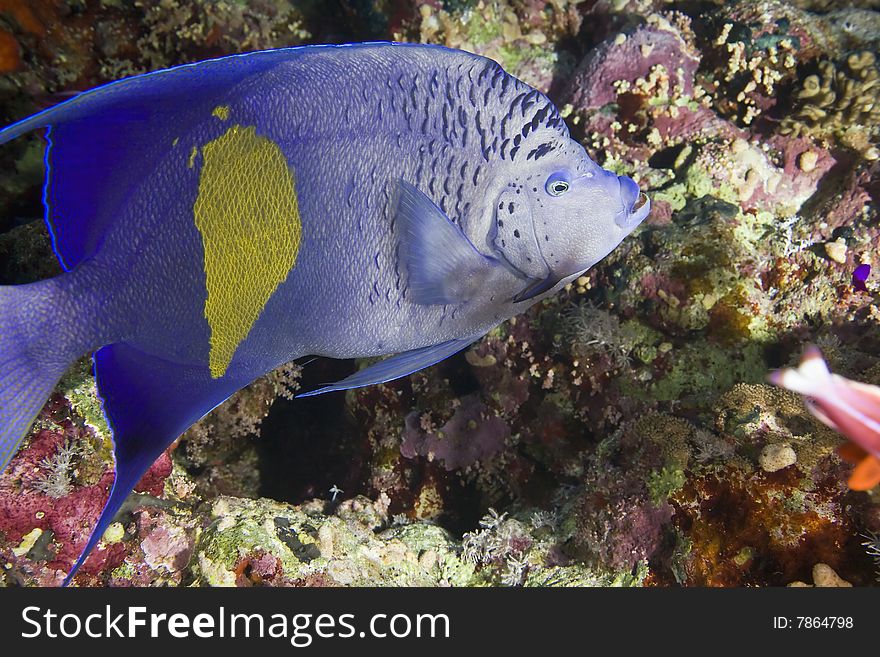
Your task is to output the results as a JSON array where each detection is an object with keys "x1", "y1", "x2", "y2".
[{"x1": 0, "y1": 281, "x2": 84, "y2": 471}]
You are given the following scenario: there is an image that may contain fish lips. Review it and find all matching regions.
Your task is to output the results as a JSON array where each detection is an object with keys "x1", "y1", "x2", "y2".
[{"x1": 615, "y1": 175, "x2": 651, "y2": 230}]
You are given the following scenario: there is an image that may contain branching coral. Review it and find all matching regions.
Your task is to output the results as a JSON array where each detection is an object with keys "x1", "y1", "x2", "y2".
[
  {"x1": 30, "y1": 439, "x2": 82, "y2": 499},
  {"x1": 781, "y1": 51, "x2": 880, "y2": 160},
  {"x1": 708, "y1": 19, "x2": 801, "y2": 126},
  {"x1": 558, "y1": 300, "x2": 649, "y2": 371},
  {"x1": 461, "y1": 508, "x2": 534, "y2": 585}
]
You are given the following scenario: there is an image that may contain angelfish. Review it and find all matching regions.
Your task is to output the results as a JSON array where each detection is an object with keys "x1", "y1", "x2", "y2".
[{"x1": 0, "y1": 43, "x2": 650, "y2": 583}]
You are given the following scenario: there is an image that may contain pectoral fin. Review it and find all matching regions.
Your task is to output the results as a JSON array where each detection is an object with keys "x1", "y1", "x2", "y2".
[
  {"x1": 297, "y1": 336, "x2": 480, "y2": 397},
  {"x1": 396, "y1": 180, "x2": 499, "y2": 305}
]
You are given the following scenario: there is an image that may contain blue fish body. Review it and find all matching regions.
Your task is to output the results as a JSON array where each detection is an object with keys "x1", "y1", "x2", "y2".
[{"x1": 0, "y1": 43, "x2": 649, "y2": 583}]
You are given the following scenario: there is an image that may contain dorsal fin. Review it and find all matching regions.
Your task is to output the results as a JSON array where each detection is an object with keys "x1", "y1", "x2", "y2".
[{"x1": 0, "y1": 48, "x2": 307, "y2": 269}]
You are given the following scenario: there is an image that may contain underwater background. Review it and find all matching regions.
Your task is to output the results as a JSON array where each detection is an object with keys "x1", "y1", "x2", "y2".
[{"x1": 0, "y1": 0, "x2": 878, "y2": 587}]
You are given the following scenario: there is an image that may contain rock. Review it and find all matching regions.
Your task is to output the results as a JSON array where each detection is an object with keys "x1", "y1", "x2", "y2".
[
  {"x1": 759, "y1": 443, "x2": 797, "y2": 472},
  {"x1": 824, "y1": 239, "x2": 848, "y2": 264},
  {"x1": 565, "y1": 20, "x2": 701, "y2": 113},
  {"x1": 812, "y1": 563, "x2": 852, "y2": 587},
  {"x1": 798, "y1": 150, "x2": 819, "y2": 172}
]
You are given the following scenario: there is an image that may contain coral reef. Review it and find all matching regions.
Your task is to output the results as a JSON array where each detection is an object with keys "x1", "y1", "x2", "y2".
[
  {"x1": 175, "y1": 362, "x2": 301, "y2": 499},
  {"x1": 781, "y1": 51, "x2": 880, "y2": 160},
  {"x1": 395, "y1": 0, "x2": 586, "y2": 92},
  {"x1": 1, "y1": 0, "x2": 880, "y2": 587}
]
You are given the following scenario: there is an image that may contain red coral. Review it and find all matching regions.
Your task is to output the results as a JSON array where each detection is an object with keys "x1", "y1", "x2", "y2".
[
  {"x1": 134, "y1": 452, "x2": 172, "y2": 497},
  {"x1": 0, "y1": 401, "x2": 175, "y2": 582},
  {"x1": 234, "y1": 550, "x2": 283, "y2": 587}
]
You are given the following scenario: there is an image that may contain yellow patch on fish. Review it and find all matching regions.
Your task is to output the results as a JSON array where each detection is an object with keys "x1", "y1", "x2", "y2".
[
  {"x1": 193, "y1": 124, "x2": 302, "y2": 378},
  {"x1": 212, "y1": 105, "x2": 230, "y2": 121},
  {"x1": 187, "y1": 146, "x2": 198, "y2": 169}
]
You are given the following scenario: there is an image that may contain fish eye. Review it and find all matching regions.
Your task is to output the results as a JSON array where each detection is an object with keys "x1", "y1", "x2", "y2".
[{"x1": 545, "y1": 173, "x2": 570, "y2": 197}]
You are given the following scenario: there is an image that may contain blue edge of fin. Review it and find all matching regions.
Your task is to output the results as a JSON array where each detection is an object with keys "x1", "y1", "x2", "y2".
[
  {"x1": 63, "y1": 345, "x2": 248, "y2": 586},
  {"x1": 296, "y1": 337, "x2": 477, "y2": 398}
]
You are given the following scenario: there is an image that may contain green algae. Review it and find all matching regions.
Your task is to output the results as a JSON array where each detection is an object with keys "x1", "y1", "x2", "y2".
[
  {"x1": 57, "y1": 357, "x2": 111, "y2": 439},
  {"x1": 194, "y1": 496, "x2": 480, "y2": 586},
  {"x1": 625, "y1": 341, "x2": 768, "y2": 403},
  {"x1": 524, "y1": 561, "x2": 649, "y2": 587},
  {"x1": 647, "y1": 466, "x2": 687, "y2": 505}
]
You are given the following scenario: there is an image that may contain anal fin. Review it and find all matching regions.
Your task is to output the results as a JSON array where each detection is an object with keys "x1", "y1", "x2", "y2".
[
  {"x1": 297, "y1": 336, "x2": 479, "y2": 397},
  {"x1": 64, "y1": 343, "x2": 245, "y2": 585}
]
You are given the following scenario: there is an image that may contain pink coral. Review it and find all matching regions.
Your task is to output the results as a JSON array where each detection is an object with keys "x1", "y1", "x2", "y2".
[
  {"x1": 138, "y1": 509, "x2": 194, "y2": 574},
  {"x1": 564, "y1": 23, "x2": 700, "y2": 112},
  {"x1": 0, "y1": 400, "x2": 176, "y2": 582}
]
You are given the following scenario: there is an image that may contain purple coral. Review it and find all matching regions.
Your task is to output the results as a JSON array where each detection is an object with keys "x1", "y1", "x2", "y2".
[
  {"x1": 564, "y1": 24, "x2": 701, "y2": 112},
  {"x1": 400, "y1": 395, "x2": 509, "y2": 471}
]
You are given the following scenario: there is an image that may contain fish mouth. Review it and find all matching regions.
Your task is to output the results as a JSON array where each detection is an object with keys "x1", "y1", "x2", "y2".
[{"x1": 615, "y1": 175, "x2": 650, "y2": 229}]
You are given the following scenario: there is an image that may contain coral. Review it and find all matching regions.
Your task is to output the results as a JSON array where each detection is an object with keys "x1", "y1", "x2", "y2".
[
  {"x1": 461, "y1": 509, "x2": 529, "y2": 571},
  {"x1": 769, "y1": 346, "x2": 880, "y2": 490},
  {"x1": 565, "y1": 16, "x2": 702, "y2": 114},
  {"x1": 758, "y1": 442, "x2": 797, "y2": 473},
  {"x1": 397, "y1": 0, "x2": 584, "y2": 91},
  {"x1": 2, "y1": 0, "x2": 880, "y2": 589},
  {"x1": 823, "y1": 9, "x2": 880, "y2": 52},
  {"x1": 781, "y1": 51, "x2": 880, "y2": 160},
  {"x1": 656, "y1": 382, "x2": 876, "y2": 586},
  {"x1": 572, "y1": 413, "x2": 690, "y2": 571},
  {"x1": 175, "y1": 362, "x2": 301, "y2": 498},
  {"x1": 559, "y1": 300, "x2": 638, "y2": 369},
  {"x1": 0, "y1": 391, "x2": 175, "y2": 585},
  {"x1": 561, "y1": 12, "x2": 710, "y2": 185},
  {"x1": 862, "y1": 530, "x2": 880, "y2": 581},
  {"x1": 191, "y1": 494, "x2": 623, "y2": 587},
  {"x1": 698, "y1": 0, "x2": 822, "y2": 127},
  {"x1": 30, "y1": 439, "x2": 83, "y2": 499},
  {"x1": 57, "y1": 358, "x2": 112, "y2": 438},
  {"x1": 101, "y1": 0, "x2": 313, "y2": 78},
  {"x1": 400, "y1": 395, "x2": 510, "y2": 471}
]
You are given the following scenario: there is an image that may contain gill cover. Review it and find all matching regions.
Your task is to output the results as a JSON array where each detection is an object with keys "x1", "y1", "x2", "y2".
[
  {"x1": 492, "y1": 187, "x2": 561, "y2": 302},
  {"x1": 492, "y1": 187, "x2": 549, "y2": 280}
]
